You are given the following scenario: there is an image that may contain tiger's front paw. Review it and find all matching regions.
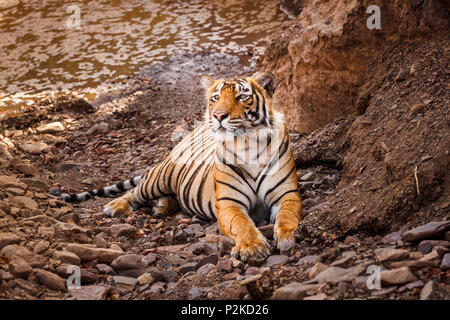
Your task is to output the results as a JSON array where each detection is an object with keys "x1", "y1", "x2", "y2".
[
  {"x1": 274, "y1": 226, "x2": 296, "y2": 254},
  {"x1": 103, "y1": 197, "x2": 133, "y2": 218},
  {"x1": 231, "y1": 232, "x2": 271, "y2": 262}
]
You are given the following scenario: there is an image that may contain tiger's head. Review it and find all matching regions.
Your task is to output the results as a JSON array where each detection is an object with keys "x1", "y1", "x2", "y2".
[{"x1": 201, "y1": 72, "x2": 283, "y2": 139}]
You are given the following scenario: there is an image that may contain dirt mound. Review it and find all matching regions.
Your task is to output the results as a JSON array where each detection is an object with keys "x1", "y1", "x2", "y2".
[
  {"x1": 295, "y1": 37, "x2": 449, "y2": 241},
  {"x1": 260, "y1": 0, "x2": 449, "y2": 133}
]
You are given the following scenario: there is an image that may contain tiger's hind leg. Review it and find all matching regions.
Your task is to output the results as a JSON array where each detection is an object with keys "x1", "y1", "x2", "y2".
[
  {"x1": 152, "y1": 196, "x2": 179, "y2": 218},
  {"x1": 103, "y1": 191, "x2": 138, "y2": 217}
]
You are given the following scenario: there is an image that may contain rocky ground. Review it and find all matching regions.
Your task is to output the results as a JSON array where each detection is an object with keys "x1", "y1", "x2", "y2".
[{"x1": 0, "y1": 48, "x2": 449, "y2": 300}]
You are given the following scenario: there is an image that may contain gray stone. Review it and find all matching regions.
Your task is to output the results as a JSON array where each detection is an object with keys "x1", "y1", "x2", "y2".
[
  {"x1": 111, "y1": 254, "x2": 146, "y2": 278},
  {"x1": 188, "y1": 286, "x2": 202, "y2": 299},
  {"x1": 441, "y1": 253, "x2": 450, "y2": 270},
  {"x1": 264, "y1": 255, "x2": 289, "y2": 268},
  {"x1": 142, "y1": 253, "x2": 157, "y2": 266},
  {"x1": 420, "y1": 280, "x2": 434, "y2": 300},
  {"x1": 403, "y1": 221, "x2": 450, "y2": 242},
  {"x1": 67, "y1": 285, "x2": 108, "y2": 300},
  {"x1": 381, "y1": 231, "x2": 403, "y2": 244},
  {"x1": 87, "y1": 122, "x2": 109, "y2": 135},
  {"x1": 272, "y1": 282, "x2": 321, "y2": 300},
  {"x1": 380, "y1": 267, "x2": 418, "y2": 285},
  {"x1": 195, "y1": 254, "x2": 219, "y2": 270},
  {"x1": 197, "y1": 263, "x2": 216, "y2": 276},
  {"x1": 375, "y1": 247, "x2": 409, "y2": 263},
  {"x1": 314, "y1": 265, "x2": 366, "y2": 284},
  {"x1": 180, "y1": 262, "x2": 197, "y2": 274},
  {"x1": 418, "y1": 240, "x2": 450, "y2": 254},
  {"x1": 112, "y1": 276, "x2": 137, "y2": 292},
  {"x1": 296, "y1": 255, "x2": 320, "y2": 266}
]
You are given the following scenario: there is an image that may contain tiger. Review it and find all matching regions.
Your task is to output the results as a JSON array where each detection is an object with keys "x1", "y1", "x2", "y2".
[{"x1": 53, "y1": 72, "x2": 302, "y2": 261}]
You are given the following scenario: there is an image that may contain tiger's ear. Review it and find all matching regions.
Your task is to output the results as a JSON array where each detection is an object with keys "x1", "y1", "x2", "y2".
[
  {"x1": 200, "y1": 75, "x2": 216, "y2": 89},
  {"x1": 253, "y1": 72, "x2": 277, "y2": 97}
]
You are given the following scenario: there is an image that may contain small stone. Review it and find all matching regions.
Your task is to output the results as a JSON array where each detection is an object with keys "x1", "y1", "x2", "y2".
[
  {"x1": 142, "y1": 253, "x2": 157, "y2": 266},
  {"x1": 403, "y1": 221, "x2": 450, "y2": 242},
  {"x1": 14, "y1": 163, "x2": 40, "y2": 177},
  {"x1": 19, "y1": 142, "x2": 50, "y2": 154},
  {"x1": 418, "y1": 240, "x2": 450, "y2": 254},
  {"x1": 53, "y1": 251, "x2": 81, "y2": 265},
  {"x1": 381, "y1": 232, "x2": 403, "y2": 244},
  {"x1": 9, "y1": 257, "x2": 32, "y2": 278},
  {"x1": 192, "y1": 242, "x2": 214, "y2": 255},
  {"x1": 197, "y1": 263, "x2": 216, "y2": 276},
  {"x1": 314, "y1": 265, "x2": 366, "y2": 284},
  {"x1": 303, "y1": 293, "x2": 327, "y2": 300},
  {"x1": 180, "y1": 262, "x2": 197, "y2": 274},
  {"x1": 35, "y1": 269, "x2": 67, "y2": 291},
  {"x1": 343, "y1": 235, "x2": 359, "y2": 245},
  {"x1": 0, "y1": 175, "x2": 26, "y2": 189},
  {"x1": 272, "y1": 282, "x2": 321, "y2": 300},
  {"x1": 10, "y1": 196, "x2": 39, "y2": 210},
  {"x1": 112, "y1": 276, "x2": 137, "y2": 292},
  {"x1": 405, "y1": 280, "x2": 424, "y2": 290},
  {"x1": 148, "y1": 281, "x2": 166, "y2": 294},
  {"x1": 94, "y1": 235, "x2": 108, "y2": 248},
  {"x1": 37, "y1": 122, "x2": 65, "y2": 134},
  {"x1": 420, "y1": 280, "x2": 434, "y2": 300},
  {"x1": 409, "y1": 103, "x2": 425, "y2": 116},
  {"x1": 375, "y1": 247, "x2": 409, "y2": 263},
  {"x1": 195, "y1": 254, "x2": 219, "y2": 270},
  {"x1": 65, "y1": 243, "x2": 124, "y2": 263},
  {"x1": 1, "y1": 244, "x2": 47, "y2": 268},
  {"x1": 67, "y1": 285, "x2": 108, "y2": 300},
  {"x1": 0, "y1": 232, "x2": 21, "y2": 250},
  {"x1": 147, "y1": 267, "x2": 166, "y2": 282},
  {"x1": 110, "y1": 254, "x2": 146, "y2": 278},
  {"x1": 264, "y1": 255, "x2": 289, "y2": 268},
  {"x1": 188, "y1": 287, "x2": 202, "y2": 299},
  {"x1": 87, "y1": 122, "x2": 109, "y2": 135},
  {"x1": 300, "y1": 171, "x2": 314, "y2": 181},
  {"x1": 441, "y1": 253, "x2": 450, "y2": 270},
  {"x1": 297, "y1": 255, "x2": 320, "y2": 266},
  {"x1": 95, "y1": 264, "x2": 116, "y2": 275},
  {"x1": 108, "y1": 224, "x2": 137, "y2": 237},
  {"x1": 409, "y1": 252, "x2": 423, "y2": 260},
  {"x1": 217, "y1": 258, "x2": 233, "y2": 272},
  {"x1": 307, "y1": 262, "x2": 327, "y2": 280},
  {"x1": 380, "y1": 267, "x2": 418, "y2": 285},
  {"x1": 137, "y1": 273, "x2": 155, "y2": 286}
]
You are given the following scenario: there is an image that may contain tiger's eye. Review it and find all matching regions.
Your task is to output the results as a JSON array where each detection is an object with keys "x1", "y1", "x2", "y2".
[{"x1": 238, "y1": 94, "x2": 250, "y2": 101}]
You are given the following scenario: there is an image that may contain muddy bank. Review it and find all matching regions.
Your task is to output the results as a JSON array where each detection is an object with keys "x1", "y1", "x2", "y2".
[{"x1": 260, "y1": 0, "x2": 449, "y2": 133}]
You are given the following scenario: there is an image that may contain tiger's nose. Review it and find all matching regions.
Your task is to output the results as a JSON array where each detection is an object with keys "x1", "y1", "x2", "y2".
[{"x1": 213, "y1": 111, "x2": 229, "y2": 122}]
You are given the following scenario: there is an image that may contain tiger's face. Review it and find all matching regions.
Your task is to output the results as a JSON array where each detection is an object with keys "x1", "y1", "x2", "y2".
[{"x1": 201, "y1": 72, "x2": 281, "y2": 139}]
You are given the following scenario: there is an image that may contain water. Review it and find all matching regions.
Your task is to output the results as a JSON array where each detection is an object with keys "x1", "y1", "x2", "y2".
[{"x1": 0, "y1": 0, "x2": 287, "y2": 116}]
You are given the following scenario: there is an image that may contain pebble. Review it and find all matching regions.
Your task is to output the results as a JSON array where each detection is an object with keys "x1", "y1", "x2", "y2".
[
  {"x1": 87, "y1": 122, "x2": 109, "y2": 135},
  {"x1": 108, "y1": 224, "x2": 137, "y2": 237},
  {"x1": 420, "y1": 280, "x2": 434, "y2": 300},
  {"x1": 264, "y1": 255, "x2": 289, "y2": 268},
  {"x1": 380, "y1": 267, "x2": 417, "y2": 285},
  {"x1": 96, "y1": 264, "x2": 116, "y2": 275},
  {"x1": 37, "y1": 122, "x2": 65, "y2": 134},
  {"x1": 308, "y1": 262, "x2": 327, "y2": 280},
  {"x1": 14, "y1": 163, "x2": 40, "y2": 177},
  {"x1": 142, "y1": 253, "x2": 157, "y2": 266},
  {"x1": 217, "y1": 258, "x2": 233, "y2": 272},
  {"x1": 137, "y1": 273, "x2": 155, "y2": 286},
  {"x1": 148, "y1": 281, "x2": 166, "y2": 294},
  {"x1": 19, "y1": 142, "x2": 50, "y2": 154},
  {"x1": 272, "y1": 282, "x2": 321, "y2": 300},
  {"x1": 381, "y1": 231, "x2": 403, "y2": 244},
  {"x1": 375, "y1": 247, "x2": 409, "y2": 263},
  {"x1": 53, "y1": 250, "x2": 81, "y2": 265},
  {"x1": 402, "y1": 221, "x2": 450, "y2": 242},
  {"x1": 314, "y1": 265, "x2": 366, "y2": 284},
  {"x1": 112, "y1": 276, "x2": 137, "y2": 292},
  {"x1": 188, "y1": 287, "x2": 202, "y2": 299},
  {"x1": 218, "y1": 237, "x2": 235, "y2": 255},
  {"x1": 180, "y1": 262, "x2": 197, "y2": 274},
  {"x1": 0, "y1": 232, "x2": 21, "y2": 250},
  {"x1": 67, "y1": 285, "x2": 108, "y2": 300},
  {"x1": 0, "y1": 175, "x2": 26, "y2": 189},
  {"x1": 65, "y1": 243, "x2": 124, "y2": 263},
  {"x1": 441, "y1": 253, "x2": 450, "y2": 270},
  {"x1": 417, "y1": 240, "x2": 450, "y2": 254},
  {"x1": 35, "y1": 269, "x2": 67, "y2": 291},
  {"x1": 110, "y1": 254, "x2": 146, "y2": 278},
  {"x1": 1, "y1": 244, "x2": 47, "y2": 268},
  {"x1": 297, "y1": 255, "x2": 320, "y2": 266},
  {"x1": 196, "y1": 263, "x2": 216, "y2": 276},
  {"x1": 195, "y1": 254, "x2": 219, "y2": 270},
  {"x1": 9, "y1": 256, "x2": 32, "y2": 278},
  {"x1": 343, "y1": 235, "x2": 359, "y2": 245}
]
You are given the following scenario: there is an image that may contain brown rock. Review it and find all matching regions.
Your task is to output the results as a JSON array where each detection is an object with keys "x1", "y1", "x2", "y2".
[
  {"x1": 35, "y1": 269, "x2": 67, "y2": 291},
  {"x1": 67, "y1": 285, "x2": 108, "y2": 300},
  {"x1": 65, "y1": 243, "x2": 124, "y2": 263},
  {"x1": 307, "y1": 262, "x2": 327, "y2": 280},
  {"x1": 0, "y1": 175, "x2": 25, "y2": 189},
  {"x1": 36, "y1": 122, "x2": 65, "y2": 134},
  {"x1": 272, "y1": 282, "x2": 321, "y2": 300},
  {"x1": 0, "y1": 232, "x2": 21, "y2": 250},
  {"x1": 53, "y1": 250, "x2": 81, "y2": 265},
  {"x1": 375, "y1": 247, "x2": 409, "y2": 263},
  {"x1": 9, "y1": 256, "x2": 32, "y2": 278},
  {"x1": 314, "y1": 265, "x2": 366, "y2": 284},
  {"x1": 380, "y1": 267, "x2": 418, "y2": 285},
  {"x1": 108, "y1": 224, "x2": 137, "y2": 237},
  {"x1": 264, "y1": 255, "x2": 289, "y2": 268},
  {"x1": 1, "y1": 244, "x2": 47, "y2": 268},
  {"x1": 19, "y1": 142, "x2": 50, "y2": 154},
  {"x1": 403, "y1": 221, "x2": 450, "y2": 242}
]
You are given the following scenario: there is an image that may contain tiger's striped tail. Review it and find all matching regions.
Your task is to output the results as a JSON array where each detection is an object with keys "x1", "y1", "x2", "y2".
[{"x1": 51, "y1": 176, "x2": 142, "y2": 203}]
